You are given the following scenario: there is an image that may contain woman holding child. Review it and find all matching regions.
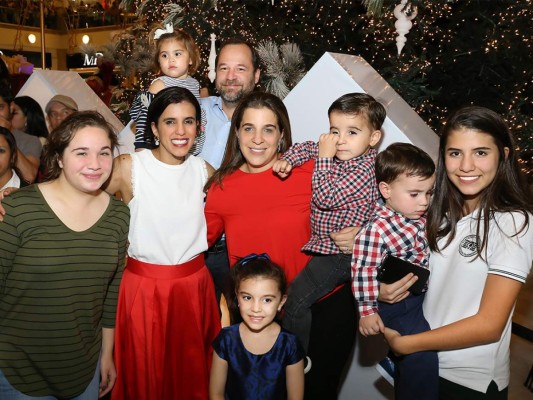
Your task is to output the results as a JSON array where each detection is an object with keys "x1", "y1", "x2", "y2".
[
  {"x1": 382, "y1": 106, "x2": 533, "y2": 399},
  {"x1": 204, "y1": 91, "x2": 357, "y2": 399}
]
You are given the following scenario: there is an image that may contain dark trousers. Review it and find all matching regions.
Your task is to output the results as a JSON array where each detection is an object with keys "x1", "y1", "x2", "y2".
[
  {"x1": 283, "y1": 254, "x2": 352, "y2": 353},
  {"x1": 205, "y1": 237, "x2": 230, "y2": 306},
  {"x1": 304, "y1": 283, "x2": 357, "y2": 400},
  {"x1": 440, "y1": 378, "x2": 508, "y2": 400},
  {"x1": 378, "y1": 293, "x2": 439, "y2": 400}
]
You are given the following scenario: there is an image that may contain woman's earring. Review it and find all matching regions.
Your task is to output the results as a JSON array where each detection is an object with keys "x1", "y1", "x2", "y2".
[
  {"x1": 154, "y1": 136, "x2": 160, "y2": 146},
  {"x1": 277, "y1": 142, "x2": 281, "y2": 152}
]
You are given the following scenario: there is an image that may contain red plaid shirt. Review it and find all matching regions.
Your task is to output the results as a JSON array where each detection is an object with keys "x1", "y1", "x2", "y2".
[
  {"x1": 351, "y1": 201, "x2": 429, "y2": 317},
  {"x1": 282, "y1": 142, "x2": 378, "y2": 254}
]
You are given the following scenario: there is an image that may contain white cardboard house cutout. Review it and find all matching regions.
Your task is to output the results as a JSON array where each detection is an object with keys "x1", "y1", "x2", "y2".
[
  {"x1": 16, "y1": 70, "x2": 129, "y2": 154},
  {"x1": 284, "y1": 52, "x2": 439, "y2": 161},
  {"x1": 284, "y1": 53, "x2": 439, "y2": 400}
]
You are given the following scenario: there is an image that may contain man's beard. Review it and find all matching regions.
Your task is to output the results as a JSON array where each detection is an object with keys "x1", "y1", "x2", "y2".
[
  {"x1": 217, "y1": 79, "x2": 254, "y2": 104},
  {"x1": 219, "y1": 87, "x2": 244, "y2": 104}
]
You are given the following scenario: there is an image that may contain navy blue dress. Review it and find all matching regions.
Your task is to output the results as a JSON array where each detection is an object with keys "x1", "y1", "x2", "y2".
[{"x1": 212, "y1": 323, "x2": 304, "y2": 400}]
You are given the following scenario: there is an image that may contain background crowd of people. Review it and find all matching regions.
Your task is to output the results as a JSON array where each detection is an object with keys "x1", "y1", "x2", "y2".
[{"x1": 0, "y1": 0, "x2": 132, "y2": 30}]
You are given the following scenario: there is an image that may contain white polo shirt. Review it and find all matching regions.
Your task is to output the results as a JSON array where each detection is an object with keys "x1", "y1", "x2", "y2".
[{"x1": 424, "y1": 211, "x2": 533, "y2": 393}]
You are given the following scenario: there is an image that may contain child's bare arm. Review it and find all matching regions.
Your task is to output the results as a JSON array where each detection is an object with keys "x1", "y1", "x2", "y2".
[
  {"x1": 209, "y1": 352, "x2": 228, "y2": 400},
  {"x1": 148, "y1": 79, "x2": 165, "y2": 94},
  {"x1": 359, "y1": 313, "x2": 385, "y2": 337},
  {"x1": 286, "y1": 359, "x2": 304, "y2": 400}
]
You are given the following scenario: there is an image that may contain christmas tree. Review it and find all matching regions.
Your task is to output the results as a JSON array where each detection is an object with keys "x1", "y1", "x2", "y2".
[{"x1": 102, "y1": 0, "x2": 531, "y2": 179}]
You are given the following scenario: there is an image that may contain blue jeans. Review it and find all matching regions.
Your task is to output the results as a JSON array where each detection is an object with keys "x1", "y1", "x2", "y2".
[
  {"x1": 0, "y1": 360, "x2": 100, "y2": 400},
  {"x1": 282, "y1": 253, "x2": 352, "y2": 352},
  {"x1": 379, "y1": 293, "x2": 439, "y2": 400}
]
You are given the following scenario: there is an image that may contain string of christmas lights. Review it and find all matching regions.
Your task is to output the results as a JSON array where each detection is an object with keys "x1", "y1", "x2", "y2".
[{"x1": 107, "y1": 0, "x2": 530, "y2": 179}]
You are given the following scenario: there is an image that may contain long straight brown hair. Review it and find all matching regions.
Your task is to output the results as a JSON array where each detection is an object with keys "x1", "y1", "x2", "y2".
[
  {"x1": 426, "y1": 106, "x2": 531, "y2": 256},
  {"x1": 204, "y1": 91, "x2": 293, "y2": 191}
]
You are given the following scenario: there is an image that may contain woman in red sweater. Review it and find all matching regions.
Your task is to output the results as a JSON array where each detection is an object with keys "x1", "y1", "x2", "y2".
[{"x1": 205, "y1": 92, "x2": 357, "y2": 399}]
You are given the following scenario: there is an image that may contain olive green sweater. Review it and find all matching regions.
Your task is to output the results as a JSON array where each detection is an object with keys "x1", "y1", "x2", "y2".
[{"x1": 0, "y1": 185, "x2": 129, "y2": 398}]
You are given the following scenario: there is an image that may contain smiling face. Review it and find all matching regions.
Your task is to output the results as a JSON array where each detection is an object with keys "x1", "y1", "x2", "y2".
[
  {"x1": 58, "y1": 126, "x2": 113, "y2": 194},
  {"x1": 215, "y1": 44, "x2": 259, "y2": 106},
  {"x1": 329, "y1": 111, "x2": 381, "y2": 161},
  {"x1": 151, "y1": 101, "x2": 198, "y2": 165},
  {"x1": 9, "y1": 103, "x2": 26, "y2": 131},
  {"x1": 237, "y1": 107, "x2": 282, "y2": 173},
  {"x1": 380, "y1": 173, "x2": 435, "y2": 219},
  {"x1": 157, "y1": 39, "x2": 191, "y2": 79},
  {"x1": 444, "y1": 128, "x2": 506, "y2": 213},
  {"x1": 237, "y1": 277, "x2": 287, "y2": 334}
]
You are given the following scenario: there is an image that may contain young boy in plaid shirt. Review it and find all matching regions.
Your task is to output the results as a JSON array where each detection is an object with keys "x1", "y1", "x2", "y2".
[
  {"x1": 273, "y1": 93, "x2": 385, "y2": 364},
  {"x1": 352, "y1": 142, "x2": 437, "y2": 400}
]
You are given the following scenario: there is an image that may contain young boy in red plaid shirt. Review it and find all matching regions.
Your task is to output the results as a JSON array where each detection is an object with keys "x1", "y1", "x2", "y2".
[
  {"x1": 273, "y1": 93, "x2": 385, "y2": 367},
  {"x1": 352, "y1": 142, "x2": 436, "y2": 400}
]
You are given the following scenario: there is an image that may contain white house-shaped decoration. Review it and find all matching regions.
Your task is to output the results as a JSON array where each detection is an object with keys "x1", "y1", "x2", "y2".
[
  {"x1": 16, "y1": 70, "x2": 128, "y2": 154},
  {"x1": 284, "y1": 52, "x2": 439, "y2": 161}
]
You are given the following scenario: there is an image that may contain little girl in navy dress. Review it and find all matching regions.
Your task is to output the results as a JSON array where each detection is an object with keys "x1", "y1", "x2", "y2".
[{"x1": 210, "y1": 254, "x2": 305, "y2": 400}]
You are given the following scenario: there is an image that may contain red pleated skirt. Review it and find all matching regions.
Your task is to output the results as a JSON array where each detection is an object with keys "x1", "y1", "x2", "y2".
[{"x1": 111, "y1": 256, "x2": 221, "y2": 400}]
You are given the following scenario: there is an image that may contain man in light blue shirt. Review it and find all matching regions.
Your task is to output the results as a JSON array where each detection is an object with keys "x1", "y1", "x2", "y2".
[
  {"x1": 201, "y1": 39, "x2": 260, "y2": 302},
  {"x1": 197, "y1": 96, "x2": 230, "y2": 169},
  {"x1": 199, "y1": 38, "x2": 260, "y2": 168}
]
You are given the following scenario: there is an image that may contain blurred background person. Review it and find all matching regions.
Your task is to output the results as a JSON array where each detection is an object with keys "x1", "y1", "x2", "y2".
[
  {"x1": 11, "y1": 96, "x2": 48, "y2": 146},
  {"x1": 0, "y1": 127, "x2": 23, "y2": 190},
  {"x1": 45, "y1": 94, "x2": 78, "y2": 132},
  {"x1": 0, "y1": 87, "x2": 41, "y2": 183},
  {"x1": 11, "y1": 96, "x2": 50, "y2": 181},
  {"x1": 0, "y1": 58, "x2": 11, "y2": 96}
]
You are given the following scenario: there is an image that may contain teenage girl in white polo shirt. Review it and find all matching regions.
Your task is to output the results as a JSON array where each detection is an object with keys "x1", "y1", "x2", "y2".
[{"x1": 382, "y1": 106, "x2": 532, "y2": 399}]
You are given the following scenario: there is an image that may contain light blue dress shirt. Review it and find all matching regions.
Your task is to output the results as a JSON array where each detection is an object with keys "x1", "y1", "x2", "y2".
[{"x1": 199, "y1": 96, "x2": 231, "y2": 169}]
